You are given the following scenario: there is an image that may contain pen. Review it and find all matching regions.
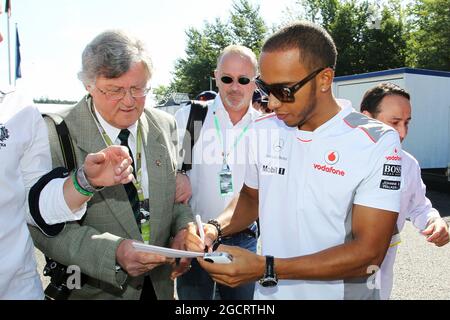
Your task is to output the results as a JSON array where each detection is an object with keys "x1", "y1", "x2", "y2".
[{"x1": 195, "y1": 214, "x2": 206, "y2": 251}]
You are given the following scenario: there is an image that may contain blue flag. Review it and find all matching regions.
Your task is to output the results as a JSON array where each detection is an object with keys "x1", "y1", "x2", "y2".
[{"x1": 15, "y1": 26, "x2": 21, "y2": 79}]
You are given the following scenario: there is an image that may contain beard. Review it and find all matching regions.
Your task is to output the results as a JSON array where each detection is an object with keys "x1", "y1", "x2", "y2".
[
  {"x1": 295, "y1": 94, "x2": 317, "y2": 129},
  {"x1": 222, "y1": 91, "x2": 247, "y2": 111}
]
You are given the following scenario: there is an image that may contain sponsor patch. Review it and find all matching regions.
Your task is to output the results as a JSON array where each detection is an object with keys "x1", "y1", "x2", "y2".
[
  {"x1": 383, "y1": 164, "x2": 401, "y2": 177},
  {"x1": 313, "y1": 163, "x2": 345, "y2": 176},
  {"x1": 324, "y1": 151, "x2": 339, "y2": 165},
  {"x1": 380, "y1": 180, "x2": 401, "y2": 190},
  {"x1": 262, "y1": 165, "x2": 286, "y2": 176}
]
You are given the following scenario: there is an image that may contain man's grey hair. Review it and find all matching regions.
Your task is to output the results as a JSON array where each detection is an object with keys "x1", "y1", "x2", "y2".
[
  {"x1": 216, "y1": 45, "x2": 258, "y2": 75},
  {"x1": 78, "y1": 30, "x2": 153, "y2": 86}
]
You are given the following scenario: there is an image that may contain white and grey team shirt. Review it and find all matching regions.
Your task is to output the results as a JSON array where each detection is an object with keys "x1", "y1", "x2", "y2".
[
  {"x1": 379, "y1": 150, "x2": 441, "y2": 300},
  {"x1": 244, "y1": 102, "x2": 402, "y2": 300}
]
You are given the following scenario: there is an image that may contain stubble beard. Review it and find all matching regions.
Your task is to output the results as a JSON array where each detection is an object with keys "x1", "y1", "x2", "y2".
[
  {"x1": 295, "y1": 83, "x2": 318, "y2": 129},
  {"x1": 223, "y1": 91, "x2": 247, "y2": 112}
]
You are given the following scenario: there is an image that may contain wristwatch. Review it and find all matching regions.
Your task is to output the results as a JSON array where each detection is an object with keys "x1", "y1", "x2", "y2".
[
  {"x1": 259, "y1": 255, "x2": 278, "y2": 287},
  {"x1": 76, "y1": 166, "x2": 104, "y2": 193}
]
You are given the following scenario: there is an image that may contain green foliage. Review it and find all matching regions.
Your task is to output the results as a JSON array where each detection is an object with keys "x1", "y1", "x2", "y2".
[
  {"x1": 171, "y1": 0, "x2": 268, "y2": 96},
  {"x1": 286, "y1": 0, "x2": 408, "y2": 76},
  {"x1": 230, "y1": 0, "x2": 267, "y2": 56},
  {"x1": 406, "y1": 0, "x2": 450, "y2": 71},
  {"x1": 152, "y1": 84, "x2": 173, "y2": 105},
  {"x1": 169, "y1": 0, "x2": 449, "y2": 94}
]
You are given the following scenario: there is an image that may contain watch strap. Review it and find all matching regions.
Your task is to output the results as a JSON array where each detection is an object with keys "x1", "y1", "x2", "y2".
[{"x1": 266, "y1": 255, "x2": 275, "y2": 278}]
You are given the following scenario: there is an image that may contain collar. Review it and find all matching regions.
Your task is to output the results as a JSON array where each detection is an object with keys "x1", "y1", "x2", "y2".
[
  {"x1": 93, "y1": 104, "x2": 138, "y2": 143},
  {"x1": 213, "y1": 95, "x2": 261, "y2": 126},
  {"x1": 296, "y1": 99, "x2": 353, "y2": 141}
]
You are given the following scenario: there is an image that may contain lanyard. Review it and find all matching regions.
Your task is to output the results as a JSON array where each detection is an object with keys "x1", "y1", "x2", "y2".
[
  {"x1": 213, "y1": 111, "x2": 251, "y2": 165},
  {"x1": 88, "y1": 98, "x2": 145, "y2": 202}
]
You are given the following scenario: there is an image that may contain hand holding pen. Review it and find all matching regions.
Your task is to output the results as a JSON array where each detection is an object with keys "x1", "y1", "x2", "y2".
[{"x1": 196, "y1": 214, "x2": 208, "y2": 252}]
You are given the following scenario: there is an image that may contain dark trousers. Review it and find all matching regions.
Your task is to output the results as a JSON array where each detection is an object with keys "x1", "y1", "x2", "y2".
[{"x1": 140, "y1": 276, "x2": 157, "y2": 300}]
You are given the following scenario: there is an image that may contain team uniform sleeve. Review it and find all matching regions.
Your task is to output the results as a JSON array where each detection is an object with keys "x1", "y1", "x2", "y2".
[
  {"x1": 244, "y1": 125, "x2": 259, "y2": 189},
  {"x1": 38, "y1": 179, "x2": 87, "y2": 224},
  {"x1": 404, "y1": 158, "x2": 440, "y2": 231},
  {"x1": 354, "y1": 131, "x2": 402, "y2": 213},
  {"x1": 22, "y1": 107, "x2": 86, "y2": 226}
]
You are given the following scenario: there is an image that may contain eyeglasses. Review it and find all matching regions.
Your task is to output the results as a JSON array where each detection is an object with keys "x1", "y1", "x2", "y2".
[
  {"x1": 95, "y1": 86, "x2": 151, "y2": 101},
  {"x1": 255, "y1": 67, "x2": 330, "y2": 103},
  {"x1": 220, "y1": 76, "x2": 254, "y2": 86}
]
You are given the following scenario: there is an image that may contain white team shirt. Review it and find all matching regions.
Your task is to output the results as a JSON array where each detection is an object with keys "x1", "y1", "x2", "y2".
[
  {"x1": 0, "y1": 105, "x2": 85, "y2": 299},
  {"x1": 379, "y1": 150, "x2": 441, "y2": 299},
  {"x1": 244, "y1": 101, "x2": 402, "y2": 300},
  {"x1": 175, "y1": 96, "x2": 260, "y2": 222}
]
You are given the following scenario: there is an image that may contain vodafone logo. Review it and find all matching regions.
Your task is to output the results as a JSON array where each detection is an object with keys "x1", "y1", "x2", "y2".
[
  {"x1": 325, "y1": 151, "x2": 339, "y2": 165},
  {"x1": 313, "y1": 163, "x2": 346, "y2": 176},
  {"x1": 385, "y1": 148, "x2": 402, "y2": 161}
]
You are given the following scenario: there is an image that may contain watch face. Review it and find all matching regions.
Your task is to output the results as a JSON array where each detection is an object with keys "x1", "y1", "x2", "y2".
[{"x1": 260, "y1": 277, "x2": 278, "y2": 287}]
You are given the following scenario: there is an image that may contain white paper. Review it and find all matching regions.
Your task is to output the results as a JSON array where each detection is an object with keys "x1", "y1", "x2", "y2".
[{"x1": 132, "y1": 242, "x2": 205, "y2": 258}]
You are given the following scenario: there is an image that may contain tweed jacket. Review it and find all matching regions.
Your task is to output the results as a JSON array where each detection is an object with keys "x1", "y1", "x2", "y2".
[{"x1": 29, "y1": 96, "x2": 193, "y2": 299}]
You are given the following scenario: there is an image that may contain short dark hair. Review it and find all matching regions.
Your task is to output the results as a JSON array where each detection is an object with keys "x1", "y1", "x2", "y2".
[
  {"x1": 360, "y1": 83, "x2": 410, "y2": 116},
  {"x1": 262, "y1": 21, "x2": 337, "y2": 72}
]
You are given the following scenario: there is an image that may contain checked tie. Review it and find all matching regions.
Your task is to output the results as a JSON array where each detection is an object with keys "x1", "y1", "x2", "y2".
[{"x1": 118, "y1": 129, "x2": 140, "y2": 224}]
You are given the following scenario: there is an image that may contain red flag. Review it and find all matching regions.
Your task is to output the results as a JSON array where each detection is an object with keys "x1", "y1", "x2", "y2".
[{"x1": 5, "y1": 0, "x2": 11, "y2": 17}]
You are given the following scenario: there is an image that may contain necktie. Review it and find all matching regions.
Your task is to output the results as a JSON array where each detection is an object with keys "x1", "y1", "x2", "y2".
[{"x1": 118, "y1": 129, "x2": 140, "y2": 224}]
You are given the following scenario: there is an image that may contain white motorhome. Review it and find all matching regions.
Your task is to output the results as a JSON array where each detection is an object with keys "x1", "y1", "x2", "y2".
[{"x1": 333, "y1": 68, "x2": 450, "y2": 170}]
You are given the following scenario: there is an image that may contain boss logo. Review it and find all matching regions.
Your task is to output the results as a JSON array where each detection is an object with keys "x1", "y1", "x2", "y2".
[{"x1": 383, "y1": 164, "x2": 401, "y2": 177}]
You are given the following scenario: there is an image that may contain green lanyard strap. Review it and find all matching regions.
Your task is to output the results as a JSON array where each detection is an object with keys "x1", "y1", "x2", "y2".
[{"x1": 213, "y1": 111, "x2": 250, "y2": 164}]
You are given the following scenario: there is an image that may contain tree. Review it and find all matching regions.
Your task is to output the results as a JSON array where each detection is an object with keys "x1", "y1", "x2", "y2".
[
  {"x1": 406, "y1": 0, "x2": 450, "y2": 71},
  {"x1": 283, "y1": 0, "x2": 408, "y2": 76},
  {"x1": 171, "y1": 0, "x2": 268, "y2": 96},
  {"x1": 230, "y1": 0, "x2": 267, "y2": 56},
  {"x1": 152, "y1": 84, "x2": 173, "y2": 106}
]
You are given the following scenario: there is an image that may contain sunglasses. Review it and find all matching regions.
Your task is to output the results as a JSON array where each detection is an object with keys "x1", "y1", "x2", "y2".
[
  {"x1": 255, "y1": 67, "x2": 330, "y2": 103},
  {"x1": 220, "y1": 76, "x2": 253, "y2": 86}
]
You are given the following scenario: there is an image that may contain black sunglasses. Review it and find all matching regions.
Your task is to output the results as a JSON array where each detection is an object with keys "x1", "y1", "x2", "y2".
[
  {"x1": 220, "y1": 76, "x2": 253, "y2": 86},
  {"x1": 255, "y1": 67, "x2": 330, "y2": 103}
]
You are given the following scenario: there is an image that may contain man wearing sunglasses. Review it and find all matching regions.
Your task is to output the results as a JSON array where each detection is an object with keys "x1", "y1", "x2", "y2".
[
  {"x1": 175, "y1": 45, "x2": 260, "y2": 300},
  {"x1": 186, "y1": 22, "x2": 403, "y2": 300}
]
